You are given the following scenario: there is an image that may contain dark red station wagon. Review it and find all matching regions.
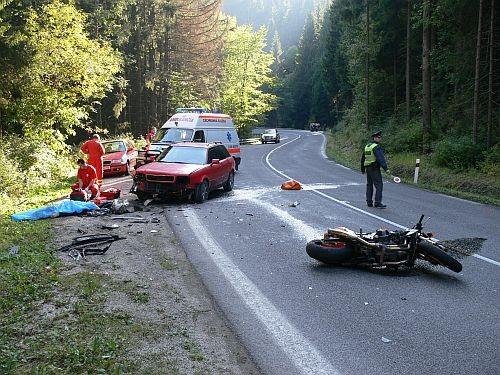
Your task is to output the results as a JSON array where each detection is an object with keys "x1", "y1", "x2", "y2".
[{"x1": 131, "y1": 142, "x2": 235, "y2": 203}]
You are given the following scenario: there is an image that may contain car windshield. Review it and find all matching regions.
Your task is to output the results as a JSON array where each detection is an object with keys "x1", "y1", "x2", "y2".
[
  {"x1": 154, "y1": 128, "x2": 193, "y2": 143},
  {"x1": 263, "y1": 129, "x2": 276, "y2": 135},
  {"x1": 102, "y1": 141, "x2": 126, "y2": 153},
  {"x1": 157, "y1": 146, "x2": 207, "y2": 165}
]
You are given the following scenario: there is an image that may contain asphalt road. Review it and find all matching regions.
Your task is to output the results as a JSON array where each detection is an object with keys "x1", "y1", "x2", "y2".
[{"x1": 130, "y1": 130, "x2": 499, "y2": 375}]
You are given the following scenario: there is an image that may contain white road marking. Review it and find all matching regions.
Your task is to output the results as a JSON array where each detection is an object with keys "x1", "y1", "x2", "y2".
[
  {"x1": 184, "y1": 208, "x2": 341, "y2": 375},
  {"x1": 473, "y1": 254, "x2": 500, "y2": 266},
  {"x1": 247, "y1": 197, "x2": 323, "y2": 240},
  {"x1": 265, "y1": 132, "x2": 500, "y2": 267}
]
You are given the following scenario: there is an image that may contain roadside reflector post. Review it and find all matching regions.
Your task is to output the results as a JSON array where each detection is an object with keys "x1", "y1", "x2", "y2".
[{"x1": 414, "y1": 158, "x2": 420, "y2": 184}]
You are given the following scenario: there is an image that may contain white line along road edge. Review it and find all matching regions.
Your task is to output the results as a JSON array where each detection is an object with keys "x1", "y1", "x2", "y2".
[
  {"x1": 265, "y1": 132, "x2": 500, "y2": 267},
  {"x1": 184, "y1": 208, "x2": 341, "y2": 375}
]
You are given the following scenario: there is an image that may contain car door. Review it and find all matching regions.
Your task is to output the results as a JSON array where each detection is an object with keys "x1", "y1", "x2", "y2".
[
  {"x1": 207, "y1": 147, "x2": 224, "y2": 188},
  {"x1": 214, "y1": 145, "x2": 233, "y2": 186}
]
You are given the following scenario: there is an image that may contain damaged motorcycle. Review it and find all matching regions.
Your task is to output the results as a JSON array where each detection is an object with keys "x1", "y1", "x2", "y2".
[{"x1": 306, "y1": 215, "x2": 463, "y2": 273}]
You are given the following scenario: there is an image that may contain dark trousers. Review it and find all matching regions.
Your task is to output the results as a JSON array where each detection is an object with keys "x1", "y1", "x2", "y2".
[{"x1": 365, "y1": 165, "x2": 383, "y2": 204}]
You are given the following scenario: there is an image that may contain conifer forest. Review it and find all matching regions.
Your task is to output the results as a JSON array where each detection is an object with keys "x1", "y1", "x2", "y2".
[{"x1": 0, "y1": 0, "x2": 498, "y2": 197}]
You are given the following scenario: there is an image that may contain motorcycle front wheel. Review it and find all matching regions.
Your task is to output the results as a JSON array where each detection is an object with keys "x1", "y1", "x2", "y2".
[
  {"x1": 306, "y1": 239, "x2": 355, "y2": 265},
  {"x1": 417, "y1": 240, "x2": 462, "y2": 273}
]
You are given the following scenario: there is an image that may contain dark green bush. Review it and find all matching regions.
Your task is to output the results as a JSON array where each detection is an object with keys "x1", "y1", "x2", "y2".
[
  {"x1": 480, "y1": 144, "x2": 500, "y2": 176},
  {"x1": 385, "y1": 118, "x2": 423, "y2": 153},
  {"x1": 432, "y1": 136, "x2": 484, "y2": 170}
]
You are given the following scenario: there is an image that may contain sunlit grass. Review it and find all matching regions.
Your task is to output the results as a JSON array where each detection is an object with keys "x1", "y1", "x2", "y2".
[{"x1": 325, "y1": 132, "x2": 499, "y2": 205}]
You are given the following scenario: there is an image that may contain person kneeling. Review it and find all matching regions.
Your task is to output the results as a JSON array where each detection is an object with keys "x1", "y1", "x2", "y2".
[{"x1": 71, "y1": 158, "x2": 100, "y2": 201}]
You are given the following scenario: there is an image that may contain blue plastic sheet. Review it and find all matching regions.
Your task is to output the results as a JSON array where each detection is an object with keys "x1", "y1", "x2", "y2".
[{"x1": 11, "y1": 199, "x2": 99, "y2": 222}]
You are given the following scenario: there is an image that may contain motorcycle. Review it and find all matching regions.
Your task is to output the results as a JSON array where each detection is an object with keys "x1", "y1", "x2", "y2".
[{"x1": 306, "y1": 215, "x2": 463, "y2": 273}]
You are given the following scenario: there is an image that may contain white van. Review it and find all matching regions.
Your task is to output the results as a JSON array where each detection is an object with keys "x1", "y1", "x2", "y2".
[{"x1": 137, "y1": 109, "x2": 241, "y2": 169}]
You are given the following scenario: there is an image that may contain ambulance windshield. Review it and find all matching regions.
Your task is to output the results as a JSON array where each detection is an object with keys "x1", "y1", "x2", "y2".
[{"x1": 155, "y1": 128, "x2": 194, "y2": 143}]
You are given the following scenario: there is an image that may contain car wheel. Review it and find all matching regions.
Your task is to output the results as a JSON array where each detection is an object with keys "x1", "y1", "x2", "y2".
[
  {"x1": 194, "y1": 180, "x2": 209, "y2": 203},
  {"x1": 223, "y1": 171, "x2": 234, "y2": 192}
]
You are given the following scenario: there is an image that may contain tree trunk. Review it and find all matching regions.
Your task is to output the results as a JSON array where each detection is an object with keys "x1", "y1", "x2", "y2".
[
  {"x1": 473, "y1": 0, "x2": 484, "y2": 145},
  {"x1": 365, "y1": 0, "x2": 370, "y2": 130},
  {"x1": 422, "y1": 0, "x2": 432, "y2": 153},
  {"x1": 394, "y1": 53, "x2": 397, "y2": 113},
  {"x1": 406, "y1": 0, "x2": 411, "y2": 123},
  {"x1": 487, "y1": 0, "x2": 495, "y2": 148}
]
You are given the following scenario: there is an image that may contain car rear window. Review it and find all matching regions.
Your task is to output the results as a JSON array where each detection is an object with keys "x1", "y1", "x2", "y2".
[
  {"x1": 158, "y1": 146, "x2": 207, "y2": 164},
  {"x1": 103, "y1": 141, "x2": 126, "y2": 153}
]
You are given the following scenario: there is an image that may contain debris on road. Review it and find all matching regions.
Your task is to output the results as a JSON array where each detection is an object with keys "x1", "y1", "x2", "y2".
[
  {"x1": 381, "y1": 337, "x2": 392, "y2": 343},
  {"x1": 281, "y1": 179, "x2": 302, "y2": 190},
  {"x1": 440, "y1": 237, "x2": 486, "y2": 258},
  {"x1": 59, "y1": 233, "x2": 125, "y2": 260},
  {"x1": 289, "y1": 201, "x2": 300, "y2": 207}
]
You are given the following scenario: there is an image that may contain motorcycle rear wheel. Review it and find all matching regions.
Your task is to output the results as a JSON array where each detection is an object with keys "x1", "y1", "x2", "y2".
[
  {"x1": 306, "y1": 239, "x2": 355, "y2": 265},
  {"x1": 417, "y1": 240, "x2": 462, "y2": 273}
]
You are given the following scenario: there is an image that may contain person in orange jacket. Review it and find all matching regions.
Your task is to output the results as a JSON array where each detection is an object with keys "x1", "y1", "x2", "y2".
[
  {"x1": 71, "y1": 158, "x2": 100, "y2": 199},
  {"x1": 81, "y1": 134, "x2": 105, "y2": 185},
  {"x1": 145, "y1": 126, "x2": 157, "y2": 147}
]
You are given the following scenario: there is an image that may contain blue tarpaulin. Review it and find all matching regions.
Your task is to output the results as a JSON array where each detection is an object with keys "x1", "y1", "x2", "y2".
[{"x1": 11, "y1": 199, "x2": 99, "y2": 222}]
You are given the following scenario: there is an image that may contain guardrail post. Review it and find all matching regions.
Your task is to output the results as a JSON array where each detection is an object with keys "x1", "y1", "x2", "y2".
[{"x1": 414, "y1": 158, "x2": 420, "y2": 184}]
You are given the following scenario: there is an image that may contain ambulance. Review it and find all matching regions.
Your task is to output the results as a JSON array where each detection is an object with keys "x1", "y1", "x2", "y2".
[{"x1": 136, "y1": 108, "x2": 241, "y2": 169}]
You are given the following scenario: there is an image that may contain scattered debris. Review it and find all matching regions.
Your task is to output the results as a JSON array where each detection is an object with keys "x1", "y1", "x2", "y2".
[
  {"x1": 111, "y1": 199, "x2": 134, "y2": 214},
  {"x1": 440, "y1": 238, "x2": 487, "y2": 258},
  {"x1": 59, "y1": 233, "x2": 125, "y2": 260},
  {"x1": 281, "y1": 179, "x2": 302, "y2": 190},
  {"x1": 289, "y1": 201, "x2": 300, "y2": 207},
  {"x1": 150, "y1": 230, "x2": 158, "y2": 233},
  {"x1": 9, "y1": 246, "x2": 19, "y2": 256},
  {"x1": 111, "y1": 216, "x2": 149, "y2": 223},
  {"x1": 144, "y1": 199, "x2": 154, "y2": 206},
  {"x1": 151, "y1": 218, "x2": 161, "y2": 223},
  {"x1": 381, "y1": 337, "x2": 392, "y2": 343},
  {"x1": 246, "y1": 213, "x2": 254, "y2": 216},
  {"x1": 101, "y1": 224, "x2": 119, "y2": 230}
]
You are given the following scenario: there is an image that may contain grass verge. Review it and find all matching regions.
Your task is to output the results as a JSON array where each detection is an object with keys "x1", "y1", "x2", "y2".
[
  {"x1": 0, "y1": 216, "x2": 136, "y2": 373},
  {"x1": 325, "y1": 132, "x2": 500, "y2": 206}
]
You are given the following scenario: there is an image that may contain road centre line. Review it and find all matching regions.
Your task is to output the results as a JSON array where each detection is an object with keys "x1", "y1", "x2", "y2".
[
  {"x1": 265, "y1": 133, "x2": 499, "y2": 267},
  {"x1": 184, "y1": 208, "x2": 341, "y2": 375},
  {"x1": 265, "y1": 136, "x2": 406, "y2": 230}
]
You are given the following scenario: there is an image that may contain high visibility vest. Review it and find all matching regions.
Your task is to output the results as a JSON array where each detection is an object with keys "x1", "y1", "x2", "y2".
[{"x1": 364, "y1": 143, "x2": 378, "y2": 166}]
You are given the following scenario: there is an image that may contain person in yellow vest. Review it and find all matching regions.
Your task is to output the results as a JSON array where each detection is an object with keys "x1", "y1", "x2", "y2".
[{"x1": 361, "y1": 131, "x2": 389, "y2": 208}]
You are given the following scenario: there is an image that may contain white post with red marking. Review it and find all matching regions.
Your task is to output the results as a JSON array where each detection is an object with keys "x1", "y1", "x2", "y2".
[{"x1": 414, "y1": 158, "x2": 420, "y2": 184}]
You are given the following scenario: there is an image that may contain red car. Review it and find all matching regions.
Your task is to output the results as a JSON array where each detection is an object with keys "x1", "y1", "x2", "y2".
[
  {"x1": 131, "y1": 142, "x2": 235, "y2": 202},
  {"x1": 102, "y1": 140, "x2": 138, "y2": 176}
]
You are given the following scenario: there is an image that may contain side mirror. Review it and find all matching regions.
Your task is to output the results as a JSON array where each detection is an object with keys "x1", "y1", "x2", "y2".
[{"x1": 211, "y1": 159, "x2": 220, "y2": 165}]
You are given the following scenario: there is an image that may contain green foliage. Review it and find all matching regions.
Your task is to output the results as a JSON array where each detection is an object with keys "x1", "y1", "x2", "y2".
[
  {"x1": 325, "y1": 132, "x2": 499, "y2": 205},
  {"x1": 13, "y1": 1, "x2": 122, "y2": 140},
  {"x1": 479, "y1": 144, "x2": 500, "y2": 176},
  {"x1": 432, "y1": 136, "x2": 484, "y2": 170},
  {"x1": 385, "y1": 117, "x2": 423, "y2": 153},
  {"x1": 220, "y1": 22, "x2": 277, "y2": 135}
]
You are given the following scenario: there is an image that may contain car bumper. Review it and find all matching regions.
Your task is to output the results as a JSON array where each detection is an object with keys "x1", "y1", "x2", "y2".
[{"x1": 103, "y1": 164, "x2": 127, "y2": 176}]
